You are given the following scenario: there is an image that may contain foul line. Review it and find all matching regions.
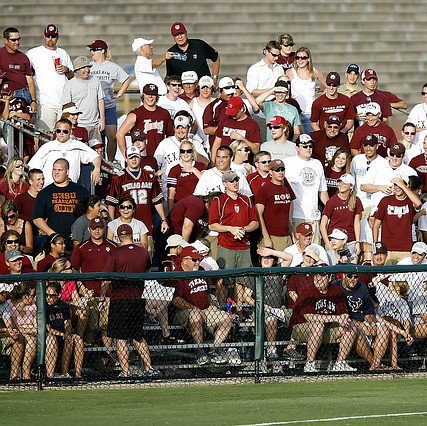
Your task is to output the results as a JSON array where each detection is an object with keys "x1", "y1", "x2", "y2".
[{"x1": 239, "y1": 411, "x2": 427, "y2": 425}]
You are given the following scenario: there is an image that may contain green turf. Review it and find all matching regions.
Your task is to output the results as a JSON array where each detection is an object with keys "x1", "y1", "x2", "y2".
[{"x1": 1, "y1": 378, "x2": 426, "y2": 425}]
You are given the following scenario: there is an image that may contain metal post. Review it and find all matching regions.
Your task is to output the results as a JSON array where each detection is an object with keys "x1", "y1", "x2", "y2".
[
  {"x1": 254, "y1": 275, "x2": 265, "y2": 383},
  {"x1": 36, "y1": 280, "x2": 47, "y2": 391},
  {"x1": 7, "y1": 123, "x2": 14, "y2": 159},
  {"x1": 18, "y1": 126, "x2": 24, "y2": 158}
]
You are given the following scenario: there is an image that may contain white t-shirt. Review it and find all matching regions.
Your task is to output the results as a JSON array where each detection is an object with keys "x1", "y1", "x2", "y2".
[
  {"x1": 284, "y1": 243, "x2": 329, "y2": 266},
  {"x1": 246, "y1": 59, "x2": 284, "y2": 94},
  {"x1": 407, "y1": 103, "x2": 427, "y2": 131},
  {"x1": 157, "y1": 95, "x2": 195, "y2": 120},
  {"x1": 28, "y1": 138, "x2": 99, "y2": 186},
  {"x1": 260, "y1": 140, "x2": 297, "y2": 161},
  {"x1": 231, "y1": 162, "x2": 254, "y2": 177},
  {"x1": 283, "y1": 155, "x2": 327, "y2": 220},
  {"x1": 27, "y1": 45, "x2": 73, "y2": 109},
  {"x1": 107, "y1": 217, "x2": 148, "y2": 244},
  {"x1": 134, "y1": 56, "x2": 167, "y2": 95}
]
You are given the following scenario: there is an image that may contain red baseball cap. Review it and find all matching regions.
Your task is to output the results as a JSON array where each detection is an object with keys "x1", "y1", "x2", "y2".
[
  {"x1": 130, "y1": 128, "x2": 147, "y2": 142},
  {"x1": 180, "y1": 246, "x2": 202, "y2": 260},
  {"x1": 225, "y1": 96, "x2": 244, "y2": 116},
  {"x1": 89, "y1": 217, "x2": 105, "y2": 230},
  {"x1": 296, "y1": 223, "x2": 313, "y2": 236},
  {"x1": 143, "y1": 84, "x2": 159, "y2": 96},
  {"x1": 44, "y1": 24, "x2": 59, "y2": 37},
  {"x1": 86, "y1": 39, "x2": 108, "y2": 51},
  {"x1": 117, "y1": 224, "x2": 133, "y2": 236},
  {"x1": 389, "y1": 142, "x2": 405, "y2": 157},
  {"x1": 362, "y1": 69, "x2": 378, "y2": 80},
  {"x1": 268, "y1": 115, "x2": 287, "y2": 127},
  {"x1": 171, "y1": 22, "x2": 187, "y2": 36}
]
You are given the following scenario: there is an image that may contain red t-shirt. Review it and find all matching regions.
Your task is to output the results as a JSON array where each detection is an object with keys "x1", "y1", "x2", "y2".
[
  {"x1": 71, "y1": 126, "x2": 89, "y2": 143},
  {"x1": 350, "y1": 122, "x2": 397, "y2": 158},
  {"x1": 373, "y1": 195, "x2": 415, "y2": 252},
  {"x1": 247, "y1": 171, "x2": 271, "y2": 197},
  {"x1": 36, "y1": 253, "x2": 58, "y2": 272},
  {"x1": 208, "y1": 193, "x2": 258, "y2": 250},
  {"x1": 0, "y1": 47, "x2": 33, "y2": 91},
  {"x1": 324, "y1": 167, "x2": 345, "y2": 198},
  {"x1": 106, "y1": 168, "x2": 163, "y2": 234},
  {"x1": 409, "y1": 154, "x2": 427, "y2": 193},
  {"x1": 169, "y1": 195, "x2": 206, "y2": 236},
  {"x1": 140, "y1": 155, "x2": 159, "y2": 172},
  {"x1": 323, "y1": 194, "x2": 363, "y2": 242},
  {"x1": 0, "y1": 179, "x2": 29, "y2": 201},
  {"x1": 289, "y1": 281, "x2": 347, "y2": 327},
  {"x1": 215, "y1": 115, "x2": 261, "y2": 147},
  {"x1": 277, "y1": 52, "x2": 295, "y2": 70},
  {"x1": 203, "y1": 98, "x2": 227, "y2": 147},
  {"x1": 102, "y1": 244, "x2": 151, "y2": 300},
  {"x1": 70, "y1": 238, "x2": 117, "y2": 296},
  {"x1": 14, "y1": 191, "x2": 36, "y2": 222},
  {"x1": 377, "y1": 89, "x2": 402, "y2": 104},
  {"x1": 167, "y1": 162, "x2": 207, "y2": 203},
  {"x1": 161, "y1": 253, "x2": 181, "y2": 272},
  {"x1": 349, "y1": 90, "x2": 393, "y2": 119},
  {"x1": 286, "y1": 272, "x2": 314, "y2": 309},
  {"x1": 255, "y1": 180, "x2": 295, "y2": 236},
  {"x1": 310, "y1": 93, "x2": 354, "y2": 129},
  {"x1": 171, "y1": 265, "x2": 210, "y2": 310},
  {"x1": 131, "y1": 105, "x2": 174, "y2": 156},
  {"x1": 311, "y1": 130, "x2": 350, "y2": 167}
]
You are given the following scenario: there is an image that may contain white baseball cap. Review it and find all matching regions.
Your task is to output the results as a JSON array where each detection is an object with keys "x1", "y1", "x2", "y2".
[
  {"x1": 364, "y1": 102, "x2": 381, "y2": 116},
  {"x1": 174, "y1": 115, "x2": 190, "y2": 128},
  {"x1": 219, "y1": 77, "x2": 236, "y2": 95},
  {"x1": 0, "y1": 282, "x2": 14, "y2": 293},
  {"x1": 126, "y1": 146, "x2": 141, "y2": 158},
  {"x1": 412, "y1": 241, "x2": 427, "y2": 255},
  {"x1": 198, "y1": 76, "x2": 214, "y2": 88},
  {"x1": 338, "y1": 173, "x2": 355, "y2": 186},
  {"x1": 181, "y1": 71, "x2": 198, "y2": 84},
  {"x1": 328, "y1": 228, "x2": 348, "y2": 240},
  {"x1": 132, "y1": 37, "x2": 154, "y2": 53},
  {"x1": 303, "y1": 245, "x2": 320, "y2": 261},
  {"x1": 166, "y1": 234, "x2": 189, "y2": 248}
]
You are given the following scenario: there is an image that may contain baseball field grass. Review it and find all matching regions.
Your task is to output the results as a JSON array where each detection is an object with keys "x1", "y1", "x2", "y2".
[{"x1": 1, "y1": 377, "x2": 426, "y2": 425}]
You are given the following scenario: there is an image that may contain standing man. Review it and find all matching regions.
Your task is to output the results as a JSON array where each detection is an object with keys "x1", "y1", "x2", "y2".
[
  {"x1": 247, "y1": 151, "x2": 272, "y2": 196},
  {"x1": 283, "y1": 134, "x2": 329, "y2": 244},
  {"x1": 338, "y1": 64, "x2": 360, "y2": 98},
  {"x1": 310, "y1": 71, "x2": 354, "y2": 132},
  {"x1": 166, "y1": 22, "x2": 220, "y2": 84},
  {"x1": 0, "y1": 27, "x2": 37, "y2": 113},
  {"x1": 116, "y1": 83, "x2": 174, "y2": 157},
  {"x1": 157, "y1": 75, "x2": 195, "y2": 119},
  {"x1": 179, "y1": 71, "x2": 198, "y2": 103},
  {"x1": 32, "y1": 158, "x2": 89, "y2": 249},
  {"x1": 101, "y1": 224, "x2": 158, "y2": 377},
  {"x1": 255, "y1": 159, "x2": 295, "y2": 250},
  {"x1": 27, "y1": 24, "x2": 73, "y2": 130},
  {"x1": 133, "y1": 37, "x2": 171, "y2": 96},
  {"x1": 61, "y1": 56, "x2": 105, "y2": 140},
  {"x1": 246, "y1": 41, "x2": 284, "y2": 97},
  {"x1": 277, "y1": 33, "x2": 296, "y2": 71},
  {"x1": 260, "y1": 115, "x2": 297, "y2": 160}
]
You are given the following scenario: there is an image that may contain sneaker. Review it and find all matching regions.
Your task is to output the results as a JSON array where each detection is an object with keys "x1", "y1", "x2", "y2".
[
  {"x1": 210, "y1": 349, "x2": 229, "y2": 364},
  {"x1": 330, "y1": 361, "x2": 357, "y2": 372},
  {"x1": 227, "y1": 348, "x2": 242, "y2": 366},
  {"x1": 143, "y1": 368, "x2": 161, "y2": 378},
  {"x1": 266, "y1": 347, "x2": 278, "y2": 361},
  {"x1": 118, "y1": 372, "x2": 131, "y2": 378},
  {"x1": 196, "y1": 350, "x2": 210, "y2": 366},
  {"x1": 108, "y1": 352, "x2": 120, "y2": 367},
  {"x1": 59, "y1": 373, "x2": 72, "y2": 379},
  {"x1": 282, "y1": 348, "x2": 305, "y2": 361},
  {"x1": 303, "y1": 361, "x2": 319, "y2": 373},
  {"x1": 159, "y1": 335, "x2": 184, "y2": 345}
]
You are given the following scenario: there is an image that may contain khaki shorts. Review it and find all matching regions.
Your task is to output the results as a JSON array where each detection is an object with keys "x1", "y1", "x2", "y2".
[
  {"x1": 173, "y1": 305, "x2": 227, "y2": 335},
  {"x1": 291, "y1": 322, "x2": 341, "y2": 344},
  {"x1": 86, "y1": 297, "x2": 110, "y2": 331},
  {"x1": 385, "y1": 251, "x2": 411, "y2": 265},
  {"x1": 259, "y1": 235, "x2": 293, "y2": 251},
  {"x1": 0, "y1": 333, "x2": 14, "y2": 356}
]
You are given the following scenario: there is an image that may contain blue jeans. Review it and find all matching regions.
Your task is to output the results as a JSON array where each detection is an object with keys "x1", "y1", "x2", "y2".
[
  {"x1": 300, "y1": 113, "x2": 314, "y2": 134},
  {"x1": 14, "y1": 87, "x2": 32, "y2": 105}
]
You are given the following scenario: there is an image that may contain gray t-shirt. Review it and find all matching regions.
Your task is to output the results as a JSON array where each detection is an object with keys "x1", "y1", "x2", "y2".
[
  {"x1": 260, "y1": 140, "x2": 297, "y2": 161},
  {"x1": 61, "y1": 77, "x2": 104, "y2": 127},
  {"x1": 70, "y1": 215, "x2": 91, "y2": 243},
  {"x1": 90, "y1": 61, "x2": 129, "y2": 110}
]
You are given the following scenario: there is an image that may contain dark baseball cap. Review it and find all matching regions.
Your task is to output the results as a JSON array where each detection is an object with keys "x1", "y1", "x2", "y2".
[
  {"x1": 373, "y1": 242, "x2": 387, "y2": 255},
  {"x1": 296, "y1": 223, "x2": 313, "y2": 236},
  {"x1": 89, "y1": 217, "x2": 105, "y2": 229},
  {"x1": 171, "y1": 22, "x2": 187, "y2": 36},
  {"x1": 326, "y1": 71, "x2": 340, "y2": 86},
  {"x1": 362, "y1": 134, "x2": 378, "y2": 146},
  {"x1": 180, "y1": 246, "x2": 202, "y2": 260},
  {"x1": 346, "y1": 63, "x2": 360, "y2": 74},
  {"x1": 143, "y1": 84, "x2": 159, "y2": 96},
  {"x1": 86, "y1": 39, "x2": 108, "y2": 51},
  {"x1": 44, "y1": 24, "x2": 59, "y2": 37}
]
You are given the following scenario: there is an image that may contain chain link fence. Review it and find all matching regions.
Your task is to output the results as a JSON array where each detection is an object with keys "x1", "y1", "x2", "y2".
[{"x1": 0, "y1": 264, "x2": 426, "y2": 389}]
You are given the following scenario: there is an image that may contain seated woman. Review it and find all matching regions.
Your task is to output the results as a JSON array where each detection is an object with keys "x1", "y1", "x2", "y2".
[
  {"x1": 9, "y1": 283, "x2": 36, "y2": 380},
  {"x1": 230, "y1": 140, "x2": 255, "y2": 177},
  {"x1": 0, "y1": 200, "x2": 33, "y2": 254},
  {"x1": 0, "y1": 230, "x2": 34, "y2": 274},
  {"x1": 34, "y1": 233, "x2": 66, "y2": 272},
  {"x1": 45, "y1": 282, "x2": 84, "y2": 379},
  {"x1": 0, "y1": 157, "x2": 29, "y2": 204},
  {"x1": 289, "y1": 264, "x2": 357, "y2": 373}
]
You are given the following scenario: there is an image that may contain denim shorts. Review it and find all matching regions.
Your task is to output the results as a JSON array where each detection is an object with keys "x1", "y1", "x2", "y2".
[{"x1": 105, "y1": 106, "x2": 117, "y2": 126}]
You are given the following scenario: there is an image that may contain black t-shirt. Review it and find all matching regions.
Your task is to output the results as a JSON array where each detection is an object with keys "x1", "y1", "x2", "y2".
[
  {"x1": 31, "y1": 181, "x2": 89, "y2": 247},
  {"x1": 46, "y1": 301, "x2": 71, "y2": 333},
  {"x1": 166, "y1": 39, "x2": 219, "y2": 78}
]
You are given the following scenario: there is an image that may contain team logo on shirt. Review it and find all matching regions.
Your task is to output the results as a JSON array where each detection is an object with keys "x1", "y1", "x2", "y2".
[
  {"x1": 387, "y1": 204, "x2": 409, "y2": 218},
  {"x1": 325, "y1": 146, "x2": 339, "y2": 163},
  {"x1": 299, "y1": 167, "x2": 317, "y2": 187},
  {"x1": 193, "y1": 54, "x2": 198, "y2": 59},
  {"x1": 106, "y1": 247, "x2": 111, "y2": 252},
  {"x1": 347, "y1": 296, "x2": 363, "y2": 312},
  {"x1": 315, "y1": 299, "x2": 337, "y2": 314},
  {"x1": 223, "y1": 127, "x2": 247, "y2": 138},
  {"x1": 234, "y1": 204, "x2": 240, "y2": 213},
  {"x1": 143, "y1": 119, "x2": 165, "y2": 134}
]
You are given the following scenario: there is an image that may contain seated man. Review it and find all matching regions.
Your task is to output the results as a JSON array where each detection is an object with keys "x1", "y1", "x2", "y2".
[
  {"x1": 170, "y1": 246, "x2": 239, "y2": 366},
  {"x1": 289, "y1": 265, "x2": 357, "y2": 373}
]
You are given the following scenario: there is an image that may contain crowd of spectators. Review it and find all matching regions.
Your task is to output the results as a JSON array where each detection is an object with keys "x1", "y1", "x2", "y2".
[{"x1": 0, "y1": 22, "x2": 426, "y2": 380}]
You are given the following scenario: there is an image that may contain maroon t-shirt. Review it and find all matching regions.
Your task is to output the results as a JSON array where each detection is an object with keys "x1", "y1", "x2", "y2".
[
  {"x1": 311, "y1": 130, "x2": 350, "y2": 167},
  {"x1": 277, "y1": 52, "x2": 295, "y2": 70},
  {"x1": 287, "y1": 98, "x2": 302, "y2": 114},
  {"x1": 255, "y1": 180, "x2": 295, "y2": 236},
  {"x1": 349, "y1": 90, "x2": 393, "y2": 119},
  {"x1": 0, "y1": 179, "x2": 29, "y2": 201},
  {"x1": 36, "y1": 253, "x2": 58, "y2": 272},
  {"x1": 323, "y1": 194, "x2": 363, "y2": 242},
  {"x1": 324, "y1": 167, "x2": 345, "y2": 198},
  {"x1": 161, "y1": 253, "x2": 181, "y2": 272},
  {"x1": 167, "y1": 162, "x2": 207, "y2": 203},
  {"x1": 71, "y1": 238, "x2": 117, "y2": 296},
  {"x1": 373, "y1": 195, "x2": 415, "y2": 252},
  {"x1": 409, "y1": 154, "x2": 427, "y2": 193},
  {"x1": 169, "y1": 195, "x2": 206, "y2": 236},
  {"x1": 247, "y1": 171, "x2": 271, "y2": 197},
  {"x1": 140, "y1": 155, "x2": 159, "y2": 172},
  {"x1": 286, "y1": 272, "x2": 314, "y2": 309},
  {"x1": 377, "y1": 90, "x2": 402, "y2": 104},
  {"x1": 171, "y1": 265, "x2": 210, "y2": 310},
  {"x1": 130, "y1": 105, "x2": 174, "y2": 156},
  {"x1": 215, "y1": 115, "x2": 261, "y2": 147},
  {"x1": 289, "y1": 281, "x2": 347, "y2": 327},
  {"x1": 0, "y1": 47, "x2": 32, "y2": 91},
  {"x1": 203, "y1": 98, "x2": 227, "y2": 147},
  {"x1": 14, "y1": 191, "x2": 36, "y2": 222},
  {"x1": 350, "y1": 122, "x2": 397, "y2": 158},
  {"x1": 102, "y1": 244, "x2": 151, "y2": 300},
  {"x1": 209, "y1": 193, "x2": 258, "y2": 250},
  {"x1": 71, "y1": 126, "x2": 89, "y2": 143},
  {"x1": 310, "y1": 93, "x2": 354, "y2": 129}
]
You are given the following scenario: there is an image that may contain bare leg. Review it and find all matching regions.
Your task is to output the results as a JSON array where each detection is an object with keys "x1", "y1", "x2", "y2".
[
  {"x1": 22, "y1": 335, "x2": 37, "y2": 379},
  {"x1": 306, "y1": 321, "x2": 325, "y2": 362},
  {"x1": 9, "y1": 337, "x2": 24, "y2": 380},
  {"x1": 213, "y1": 314, "x2": 233, "y2": 344},
  {"x1": 336, "y1": 325, "x2": 356, "y2": 361},
  {"x1": 389, "y1": 331, "x2": 402, "y2": 369},
  {"x1": 215, "y1": 279, "x2": 228, "y2": 307},
  {"x1": 371, "y1": 325, "x2": 390, "y2": 370},
  {"x1": 133, "y1": 338, "x2": 152, "y2": 371},
  {"x1": 45, "y1": 334, "x2": 58, "y2": 378},
  {"x1": 116, "y1": 339, "x2": 130, "y2": 375},
  {"x1": 106, "y1": 125, "x2": 117, "y2": 161},
  {"x1": 266, "y1": 316, "x2": 278, "y2": 342},
  {"x1": 188, "y1": 309, "x2": 205, "y2": 345},
  {"x1": 61, "y1": 335, "x2": 74, "y2": 375},
  {"x1": 355, "y1": 330, "x2": 374, "y2": 365},
  {"x1": 73, "y1": 334, "x2": 84, "y2": 378}
]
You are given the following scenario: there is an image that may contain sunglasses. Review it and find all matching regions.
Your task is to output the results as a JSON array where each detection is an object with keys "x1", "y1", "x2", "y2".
[
  {"x1": 119, "y1": 205, "x2": 133, "y2": 210},
  {"x1": 282, "y1": 44, "x2": 293, "y2": 47},
  {"x1": 180, "y1": 149, "x2": 193, "y2": 154},
  {"x1": 389, "y1": 153, "x2": 403, "y2": 158},
  {"x1": 7, "y1": 214, "x2": 17, "y2": 220},
  {"x1": 15, "y1": 164, "x2": 24, "y2": 168},
  {"x1": 327, "y1": 83, "x2": 339, "y2": 87},
  {"x1": 269, "y1": 52, "x2": 280, "y2": 58},
  {"x1": 90, "y1": 48, "x2": 103, "y2": 52},
  {"x1": 300, "y1": 144, "x2": 313, "y2": 149},
  {"x1": 347, "y1": 273, "x2": 359, "y2": 278},
  {"x1": 268, "y1": 125, "x2": 282, "y2": 130},
  {"x1": 46, "y1": 293, "x2": 58, "y2": 298},
  {"x1": 45, "y1": 35, "x2": 57, "y2": 39},
  {"x1": 404, "y1": 131, "x2": 416, "y2": 135},
  {"x1": 258, "y1": 160, "x2": 272, "y2": 164},
  {"x1": 184, "y1": 257, "x2": 200, "y2": 262},
  {"x1": 56, "y1": 129, "x2": 69, "y2": 134},
  {"x1": 63, "y1": 266, "x2": 73, "y2": 271},
  {"x1": 421, "y1": 92, "x2": 427, "y2": 95},
  {"x1": 8, "y1": 37, "x2": 21, "y2": 42},
  {"x1": 222, "y1": 85, "x2": 236, "y2": 90},
  {"x1": 227, "y1": 178, "x2": 239, "y2": 183},
  {"x1": 170, "y1": 83, "x2": 182, "y2": 87},
  {"x1": 296, "y1": 55, "x2": 309, "y2": 60},
  {"x1": 6, "y1": 239, "x2": 19, "y2": 244},
  {"x1": 273, "y1": 167, "x2": 285, "y2": 172},
  {"x1": 238, "y1": 148, "x2": 251, "y2": 152}
]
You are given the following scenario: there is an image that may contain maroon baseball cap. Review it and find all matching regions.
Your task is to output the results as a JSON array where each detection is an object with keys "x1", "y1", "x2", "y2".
[
  {"x1": 269, "y1": 115, "x2": 287, "y2": 127},
  {"x1": 180, "y1": 246, "x2": 202, "y2": 260},
  {"x1": 86, "y1": 39, "x2": 108, "y2": 51},
  {"x1": 143, "y1": 83, "x2": 159, "y2": 96},
  {"x1": 269, "y1": 159, "x2": 285, "y2": 171},
  {"x1": 325, "y1": 114, "x2": 342, "y2": 125},
  {"x1": 44, "y1": 24, "x2": 59, "y2": 37},
  {"x1": 326, "y1": 71, "x2": 340, "y2": 86},
  {"x1": 130, "y1": 128, "x2": 147, "y2": 142},
  {"x1": 389, "y1": 142, "x2": 405, "y2": 157},
  {"x1": 89, "y1": 217, "x2": 105, "y2": 230},
  {"x1": 362, "y1": 69, "x2": 378, "y2": 80},
  {"x1": 373, "y1": 242, "x2": 387, "y2": 255},
  {"x1": 117, "y1": 224, "x2": 133, "y2": 236},
  {"x1": 362, "y1": 134, "x2": 378, "y2": 146},
  {"x1": 225, "y1": 96, "x2": 244, "y2": 116},
  {"x1": 296, "y1": 222, "x2": 313, "y2": 236},
  {"x1": 171, "y1": 22, "x2": 187, "y2": 36}
]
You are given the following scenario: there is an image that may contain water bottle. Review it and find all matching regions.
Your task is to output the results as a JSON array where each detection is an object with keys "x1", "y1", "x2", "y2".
[{"x1": 172, "y1": 52, "x2": 187, "y2": 61}]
